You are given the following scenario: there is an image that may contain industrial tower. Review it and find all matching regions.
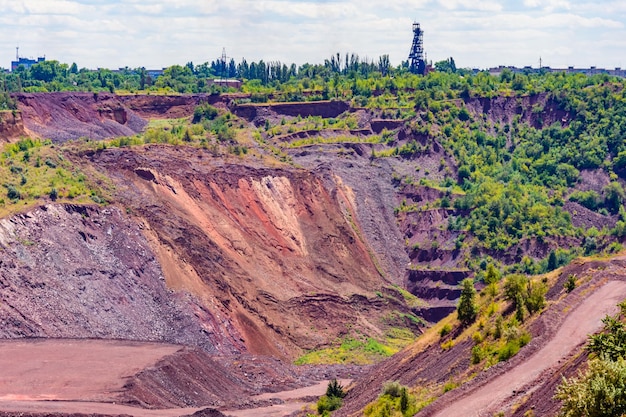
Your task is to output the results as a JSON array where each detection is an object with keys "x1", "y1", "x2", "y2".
[{"x1": 408, "y1": 22, "x2": 426, "y2": 75}]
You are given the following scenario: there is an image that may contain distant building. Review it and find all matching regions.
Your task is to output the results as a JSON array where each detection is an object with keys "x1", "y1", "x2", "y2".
[
  {"x1": 208, "y1": 79, "x2": 242, "y2": 89},
  {"x1": 146, "y1": 69, "x2": 165, "y2": 78},
  {"x1": 11, "y1": 56, "x2": 45, "y2": 72}
]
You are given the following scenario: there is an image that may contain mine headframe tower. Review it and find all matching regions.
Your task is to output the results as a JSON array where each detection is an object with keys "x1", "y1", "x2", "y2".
[{"x1": 408, "y1": 22, "x2": 426, "y2": 75}]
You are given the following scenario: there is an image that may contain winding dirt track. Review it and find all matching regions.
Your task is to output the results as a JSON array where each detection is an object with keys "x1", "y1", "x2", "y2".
[{"x1": 424, "y1": 280, "x2": 626, "y2": 417}]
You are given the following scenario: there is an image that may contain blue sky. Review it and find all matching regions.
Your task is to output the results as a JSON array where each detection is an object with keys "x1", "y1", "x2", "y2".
[{"x1": 1, "y1": 0, "x2": 625, "y2": 71}]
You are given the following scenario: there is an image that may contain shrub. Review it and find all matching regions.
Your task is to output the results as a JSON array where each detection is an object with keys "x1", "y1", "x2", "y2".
[
  {"x1": 525, "y1": 281, "x2": 547, "y2": 314},
  {"x1": 556, "y1": 357, "x2": 626, "y2": 417},
  {"x1": 192, "y1": 103, "x2": 218, "y2": 123},
  {"x1": 6, "y1": 185, "x2": 20, "y2": 200},
  {"x1": 564, "y1": 274, "x2": 577, "y2": 293},
  {"x1": 317, "y1": 394, "x2": 342, "y2": 415},
  {"x1": 382, "y1": 381, "x2": 404, "y2": 398},
  {"x1": 471, "y1": 345, "x2": 484, "y2": 364},
  {"x1": 440, "y1": 323, "x2": 452, "y2": 338}
]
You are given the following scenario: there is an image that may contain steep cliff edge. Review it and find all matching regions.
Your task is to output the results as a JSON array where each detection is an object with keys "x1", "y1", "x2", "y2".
[
  {"x1": 79, "y1": 144, "x2": 420, "y2": 359},
  {"x1": 0, "y1": 110, "x2": 26, "y2": 142}
]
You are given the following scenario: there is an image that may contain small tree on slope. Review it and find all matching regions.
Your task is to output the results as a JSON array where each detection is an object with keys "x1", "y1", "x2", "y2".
[{"x1": 457, "y1": 278, "x2": 478, "y2": 326}]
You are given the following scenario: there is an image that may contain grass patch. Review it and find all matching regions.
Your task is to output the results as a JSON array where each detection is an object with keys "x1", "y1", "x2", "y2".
[
  {"x1": 392, "y1": 285, "x2": 428, "y2": 308},
  {"x1": 0, "y1": 138, "x2": 103, "y2": 216},
  {"x1": 295, "y1": 335, "x2": 404, "y2": 366}
]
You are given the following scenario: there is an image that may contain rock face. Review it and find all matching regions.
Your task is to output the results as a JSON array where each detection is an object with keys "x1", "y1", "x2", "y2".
[
  {"x1": 0, "y1": 110, "x2": 25, "y2": 142},
  {"x1": 0, "y1": 204, "x2": 242, "y2": 353},
  {"x1": 233, "y1": 101, "x2": 350, "y2": 123},
  {"x1": 15, "y1": 92, "x2": 148, "y2": 142},
  {"x1": 78, "y1": 145, "x2": 419, "y2": 358},
  {"x1": 13, "y1": 93, "x2": 227, "y2": 142}
]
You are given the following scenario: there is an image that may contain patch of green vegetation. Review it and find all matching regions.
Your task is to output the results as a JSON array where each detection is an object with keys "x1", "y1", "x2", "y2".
[
  {"x1": 316, "y1": 379, "x2": 346, "y2": 416},
  {"x1": 0, "y1": 138, "x2": 103, "y2": 216},
  {"x1": 392, "y1": 285, "x2": 428, "y2": 309},
  {"x1": 364, "y1": 381, "x2": 436, "y2": 417},
  {"x1": 556, "y1": 302, "x2": 626, "y2": 417},
  {"x1": 74, "y1": 107, "x2": 257, "y2": 160},
  {"x1": 287, "y1": 134, "x2": 382, "y2": 148},
  {"x1": 295, "y1": 334, "x2": 406, "y2": 366}
]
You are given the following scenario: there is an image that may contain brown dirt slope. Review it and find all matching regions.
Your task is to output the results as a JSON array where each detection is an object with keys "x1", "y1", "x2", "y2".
[
  {"x1": 0, "y1": 111, "x2": 26, "y2": 142},
  {"x1": 13, "y1": 93, "x2": 234, "y2": 142},
  {"x1": 15, "y1": 93, "x2": 147, "y2": 142},
  {"x1": 80, "y1": 144, "x2": 419, "y2": 359}
]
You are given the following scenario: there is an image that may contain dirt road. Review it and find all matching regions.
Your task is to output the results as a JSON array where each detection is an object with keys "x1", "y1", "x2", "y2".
[
  {"x1": 423, "y1": 280, "x2": 626, "y2": 417},
  {"x1": 224, "y1": 379, "x2": 351, "y2": 417}
]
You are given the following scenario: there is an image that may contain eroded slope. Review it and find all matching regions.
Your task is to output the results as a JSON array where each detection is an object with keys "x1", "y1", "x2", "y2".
[
  {"x1": 0, "y1": 203, "x2": 240, "y2": 353},
  {"x1": 81, "y1": 145, "x2": 419, "y2": 358}
]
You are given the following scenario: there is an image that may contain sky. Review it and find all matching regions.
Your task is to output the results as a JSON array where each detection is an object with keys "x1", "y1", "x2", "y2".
[{"x1": 1, "y1": 0, "x2": 625, "y2": 71}]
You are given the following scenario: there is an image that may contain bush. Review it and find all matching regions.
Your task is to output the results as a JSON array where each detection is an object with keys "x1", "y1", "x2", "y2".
[
  {"x1": 317, "y1": 394, "x2": 343, "y2": 415},
  {"x1": 382, "y1": 381, "x2": 403, "y2": 398},
  {"x1": 504, "y1": 274, "x2": 528, "y2": 307},
  {"x1": 440, "y1": 323, "x2": 452, "y2": 337},
  {"x1": 564, "y1": 274, "x2": 577, "y2": 293},
  {"x1": 193, "y1": 103, "x2": 218, "y2": 123},
  {"x1": 6, "y1": 185, "x2": 20, "y2": 200},
  {"x1": 525, "y1": 281, "x2": 547, "y2": 314},
  {"x1": 556, "y1": 357, "x2": 626, "y2": 417}
]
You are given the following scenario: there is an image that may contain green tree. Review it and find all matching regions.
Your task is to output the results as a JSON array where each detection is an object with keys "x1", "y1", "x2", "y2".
[
  {"x1": 434, "y1": 57, "x2": 457, "y2": 73},
  {"x1": 556, "y1": 357, "x2": 626, "y2": 417},
  {"x1": 525, "y1": 280, "x2": 547, "y2": 314},
  {"x1": 588, "y1": 315, "x2": 626, "y2": 361},
  {"x1": 318, "y1": 378, "x2": 345, "y2": 416},
  {"x1": 457, "y1": 278, "x2": 478, "y2": 326},
  {"x1": 504, "y1": 274, "x2": 528, "y2": 308},
  {"x1": 547, "y1": 250, "x2": 558, "y2": 271},
  {"x1": 604, "y1": 181, "x2": 625, "y2": 214},
  {"x1": 485, "y1": 263, "x2": 501, "y2": 285},
  {"x1": 326, "y1": 379, "x2": 345, "y2": 399}
]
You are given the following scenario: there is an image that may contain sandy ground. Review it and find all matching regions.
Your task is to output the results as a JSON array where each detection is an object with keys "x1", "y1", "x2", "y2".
[
  {"x1": 0, "y1": 338, "x2": 347, "y2": 417},
  {"x1": 224, "y1": 379, "x2": 352, "y2": 417},
  {"x1": 426, "y1": 280, "x2": 626, "y2": 417},
  {"x1": 0, "y1": 399, "x2": 203, "y2": 416},
  {"x1": 0, "y1": 339, "x2": 181, "y2": 402}
]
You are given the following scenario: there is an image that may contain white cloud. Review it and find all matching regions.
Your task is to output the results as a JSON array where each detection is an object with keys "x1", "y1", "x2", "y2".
[
  {"x1": 439, "y1": 0, "x2": 503, "y2": 12},
  {"x1": 0, "y1": 0, "x2": 624, "y2": 70},
  {"x1": 523, "y1": 0, "x2": 571, "y2": 11}
]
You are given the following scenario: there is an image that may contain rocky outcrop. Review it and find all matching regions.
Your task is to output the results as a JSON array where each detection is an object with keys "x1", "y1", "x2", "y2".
[
  {"x1": 82, "y1": 145, "x2": 419, "y2": 359},
  {"x1": 233, "y1": 100, "x2": 350, "y2": 122},
  {"x1": 0, "y1": 110, "x2": 25, "y2": 142},
  {"x1": 15, "y1": 92, "x2": 147, "y2": 142},
  {"x1": 0, "y1": 204, "x2": 243, "y2": 353}
]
